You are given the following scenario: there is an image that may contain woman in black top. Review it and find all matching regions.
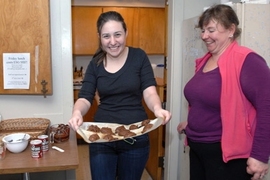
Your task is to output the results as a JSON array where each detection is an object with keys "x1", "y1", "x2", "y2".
[{"x1": 69, "y1": 11, "x2": 171, "y2": 180}]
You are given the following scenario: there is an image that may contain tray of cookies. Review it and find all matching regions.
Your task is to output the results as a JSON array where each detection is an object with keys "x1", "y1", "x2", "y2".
[{"x1": 77, "y1": 117, "x2": 163, "y2": 143}]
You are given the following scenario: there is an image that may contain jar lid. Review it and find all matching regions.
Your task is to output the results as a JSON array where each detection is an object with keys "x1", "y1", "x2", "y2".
[{"x1": 157, "y1": 64, "x2": 164, "y2": 67}]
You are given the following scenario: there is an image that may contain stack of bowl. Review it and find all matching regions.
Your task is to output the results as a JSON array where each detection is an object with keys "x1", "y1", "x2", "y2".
[{"x1": 2, "y1": 133, "x2": 31, "y2": 153}]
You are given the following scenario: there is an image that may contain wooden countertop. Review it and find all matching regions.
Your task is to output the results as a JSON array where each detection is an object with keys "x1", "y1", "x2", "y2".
[{"x1": 0, "y1": 130, "x2": 79, "y2": 174}]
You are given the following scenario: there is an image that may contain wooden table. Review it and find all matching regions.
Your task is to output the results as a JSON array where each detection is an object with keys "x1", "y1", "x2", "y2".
[{"x1": 0, "y1": 130, "x2": 79, "y2": 177}]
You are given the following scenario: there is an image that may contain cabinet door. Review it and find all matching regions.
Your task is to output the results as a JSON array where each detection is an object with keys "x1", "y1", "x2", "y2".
[
  {"x1": 102, "y1": 7, "x2": 139, "y2": 47},
  {"x1": 0, "y1": 0, "x2": 51, "y2": 95},
  {"x1": 72, "y1": 7, "x2": 102, "y2": 55},
  {"x1": 72, "y1": 7, "x2": 165, "y2": 55},
  {"x1": 138, "y1": 8, "x2": 165, "y2": 55}
]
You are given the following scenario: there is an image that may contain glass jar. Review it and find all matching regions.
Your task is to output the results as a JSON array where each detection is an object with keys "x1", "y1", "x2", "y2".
[
  {"x1": 0, "y1": 141, "x2": 6, "y2": 160},
  {"x1": 49, "y1": 124, "x2": 70, "y2": 143}
]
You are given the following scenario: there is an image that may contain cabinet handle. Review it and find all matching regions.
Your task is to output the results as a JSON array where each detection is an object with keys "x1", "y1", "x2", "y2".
[{"x1": 41, "y1": 80, "x2": 48, "y2": 98}]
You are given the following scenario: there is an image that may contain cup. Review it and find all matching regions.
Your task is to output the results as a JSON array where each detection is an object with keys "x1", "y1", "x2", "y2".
[
  {"x1": 38, "y1": 135, "x2": 49, "y2": 152},
  {"x1": 30, "y1": 139, "x2": 43, "y2": 159}
]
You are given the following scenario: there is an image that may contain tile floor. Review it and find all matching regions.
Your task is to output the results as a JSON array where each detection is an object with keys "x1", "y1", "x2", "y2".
[{"x1": 76, "y1": 144, "x2": 153, "y2": 180}]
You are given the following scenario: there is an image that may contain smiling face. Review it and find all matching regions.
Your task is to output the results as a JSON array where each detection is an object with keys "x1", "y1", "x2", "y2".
[
  {"x1": 201, "y1": 19, "x2": 235, "y2": 56},
  {"x1": 100, "y1": 20, "x2": 127, "y2": 59}
]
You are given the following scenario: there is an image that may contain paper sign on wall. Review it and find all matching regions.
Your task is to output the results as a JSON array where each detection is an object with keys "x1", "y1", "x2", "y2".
[{"x1": 3, "y1": 53, "x2": 30, "y2": 89}]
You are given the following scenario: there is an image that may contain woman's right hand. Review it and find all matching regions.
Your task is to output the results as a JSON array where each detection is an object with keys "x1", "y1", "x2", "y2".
[
  {"x1": 68, "y1": 110, "x2": 83, "y2": 131},
  {"x1": 68, "y1": 98, "x2": 91, "y2": 131},
  {"x1": 177, "y1": 120, "x2": 188, "y2": 134}
]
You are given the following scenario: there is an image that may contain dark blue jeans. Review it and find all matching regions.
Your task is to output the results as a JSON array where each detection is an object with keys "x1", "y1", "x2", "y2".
[{"x1": 89, "y1": 134, "x2": 150, "y2": 180}]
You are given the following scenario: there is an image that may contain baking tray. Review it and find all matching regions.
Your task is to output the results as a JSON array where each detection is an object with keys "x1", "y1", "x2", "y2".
[{"x1": 77, "y1": 117, "x2": 163, "y2": 143}]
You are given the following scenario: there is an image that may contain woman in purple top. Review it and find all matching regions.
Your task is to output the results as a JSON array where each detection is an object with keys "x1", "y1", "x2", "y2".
[{"x1": 177, "y1": 4, "x2": 270, "y2": 180}]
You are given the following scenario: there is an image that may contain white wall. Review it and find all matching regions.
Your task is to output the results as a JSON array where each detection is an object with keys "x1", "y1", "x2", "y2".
[{"x1": 0, "y1": 0, "x2": 73, "y2": 125}]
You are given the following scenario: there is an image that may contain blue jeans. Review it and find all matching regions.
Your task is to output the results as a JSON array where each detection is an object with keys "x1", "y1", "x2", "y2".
[{"x1": 89, "y1": 134, "x2": 150, "y2": 180}]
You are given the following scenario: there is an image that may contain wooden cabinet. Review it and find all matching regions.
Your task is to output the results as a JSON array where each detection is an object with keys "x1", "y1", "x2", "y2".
[
  {"x1": 0, "y1": 0, "x2": 52, "y2": 95},
  {"x1": 72, "y1": 7, "x2": 165, "y2": 55},
  {"x1": 138, "y1": 8, "x2": 165, "y2": 54},
  {"x1": 72, "y1": 7, "x2": 102, "y2": 55}
]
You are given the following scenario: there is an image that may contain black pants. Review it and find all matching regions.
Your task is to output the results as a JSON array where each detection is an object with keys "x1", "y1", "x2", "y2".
[{"x1": 188, "y1": 139, "x2": 253, "y2": 180}]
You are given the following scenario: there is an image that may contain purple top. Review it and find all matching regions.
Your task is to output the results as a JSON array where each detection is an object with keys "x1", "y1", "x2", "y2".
[{"x1": 184, "y1": 53, "x2": 270, "y2": 162}]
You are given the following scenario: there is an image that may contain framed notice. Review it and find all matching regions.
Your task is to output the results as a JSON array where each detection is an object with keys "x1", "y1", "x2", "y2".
[{"x1": 3, "y1": 53, "x2": 30, "y2": 89}]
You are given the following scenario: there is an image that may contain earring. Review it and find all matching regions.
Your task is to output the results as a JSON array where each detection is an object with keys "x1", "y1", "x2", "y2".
[{"x1": 229, "y1": 34, "x2": 233, "y2": 38}]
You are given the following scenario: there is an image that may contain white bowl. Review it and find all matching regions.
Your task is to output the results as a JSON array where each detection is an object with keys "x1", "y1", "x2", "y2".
[{"x1": 2, "y1": 133, "x2": 30, "y2": 153}]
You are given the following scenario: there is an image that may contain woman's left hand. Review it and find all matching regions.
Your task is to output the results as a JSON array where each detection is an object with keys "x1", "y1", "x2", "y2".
[
  {"x1": 154, "y1": 108, "x2": 171, "y2": 125},
  {"x1": 247, "y1": 157, "x2": 269, "y2": 180},
  {"x1": 143, "y1": 86, "x2": 171, "y2": 124}
]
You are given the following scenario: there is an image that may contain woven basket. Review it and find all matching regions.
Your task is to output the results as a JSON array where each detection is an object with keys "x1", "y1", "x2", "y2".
[{"x1": 0, "y1": 118, "x2": 51, "y2": 140}]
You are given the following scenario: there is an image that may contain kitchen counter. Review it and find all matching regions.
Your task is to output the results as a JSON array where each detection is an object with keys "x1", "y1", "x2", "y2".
[{"x1": 0, "y1": 130, "x2": 79, "y2": 175}]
